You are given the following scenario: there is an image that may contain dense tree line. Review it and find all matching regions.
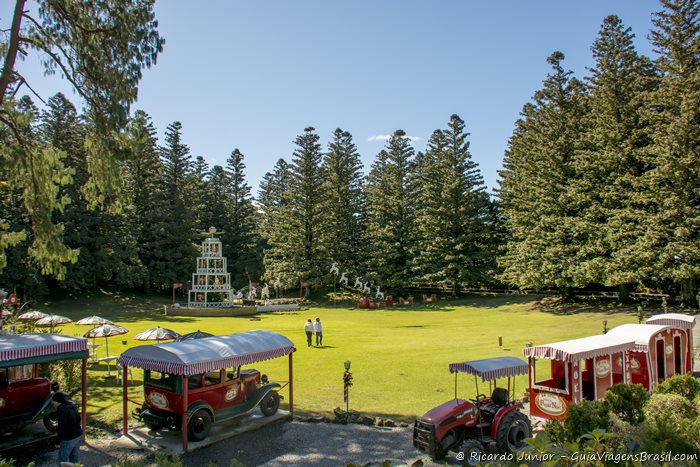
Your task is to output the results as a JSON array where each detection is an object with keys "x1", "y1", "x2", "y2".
[
  {"x1": 498, "y1": 0, "x2": 700, "y2": 304},
  {"x1": 2, "y1": 0, "x2": 698, "y2": 304}
]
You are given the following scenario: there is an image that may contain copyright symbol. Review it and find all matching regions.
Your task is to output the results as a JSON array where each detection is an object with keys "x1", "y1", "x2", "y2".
[{"x1": 456, "y1": 452, "x2": 464, "y2": 461}]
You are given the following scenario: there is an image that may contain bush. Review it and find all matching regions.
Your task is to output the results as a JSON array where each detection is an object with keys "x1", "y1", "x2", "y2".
[
  {"x1": 632, "y1": 393, "x2": 700, "y2": 455},
  {"x1": 563, "y1": 400, "x2": 610, "y2": 443},
  {"x1": 654, "y1": 374, "x2": 700, "y2": 402},
  {"x1": 543, "y1": 418, "x2": 567, "y2": 445},
  {"x1": 605, "y1": 383, "x2": 648, "y2": 424}
]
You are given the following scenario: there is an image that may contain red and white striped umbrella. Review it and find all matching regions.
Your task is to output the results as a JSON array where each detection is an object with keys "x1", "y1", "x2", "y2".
[
  {"x1": 35, "y1": 314, "x2": 73, "y2": 326},
  {"x1": 84, "y1": 324, "x2": 129, "y2": 370},
  {"x1": 76, "y1": 315, "x2": 114, "y2": 326},
  {"x1": 17, "y1": 310, "x2": 49, "y2": 321},
  {"x1": 134, "y1": 326, "x2": 181, "y2": 341}
]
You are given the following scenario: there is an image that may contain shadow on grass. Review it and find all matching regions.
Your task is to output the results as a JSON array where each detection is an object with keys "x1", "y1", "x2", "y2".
[{"x1": 533, "y1": 296, "x2": 660, "y2": 316}]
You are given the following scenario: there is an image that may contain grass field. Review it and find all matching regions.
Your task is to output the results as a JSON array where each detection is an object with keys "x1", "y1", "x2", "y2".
[{"x1": 21, "y1": 289, "x2": 645, "y2": 430}]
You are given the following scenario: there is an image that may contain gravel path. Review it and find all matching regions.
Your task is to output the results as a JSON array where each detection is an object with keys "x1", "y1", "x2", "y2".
[{"x1": 9, "y1": 421, "x2": 449, "y2": 467}]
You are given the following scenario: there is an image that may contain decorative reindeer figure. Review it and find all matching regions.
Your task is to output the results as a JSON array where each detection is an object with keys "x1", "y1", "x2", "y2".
[
  {"x1": 375, "y1": 286, "x2": 384, "y2": 301},
  {"x1": 339, "y1": 272, "x2": 349, "y2": 286},
  {"x1": 354, "y1": 277, "x2": 363, "y2": 289},
  {"x1": 330, "y1": 262, "x2": 340, "y2": 276},
  {"x1": 362, "y1": 282, "x2": 371, "y2": 295},
  {"x1": 261, "y1": 283, "x2": 270, "y2": 300}
]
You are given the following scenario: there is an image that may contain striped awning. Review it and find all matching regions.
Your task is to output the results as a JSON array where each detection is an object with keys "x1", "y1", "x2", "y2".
[
  {"x1": 118, "y1": 330, "x2": 295, "y2": 375},
  {"x1": 606, "y1": 324, "x2": 669, "y2": 352},
  {"x1": 0, "y1": 334, "x2": 88, "y2": 363},
  {"x1": 523, "y1": 334, "x2": 635, "y2": 363},
  {"x1": 449, "y1": 356, "x2": 528, "y2": 382},
  {"x1": 646, "y1": 313, "x2": 696, "y2": 330}
]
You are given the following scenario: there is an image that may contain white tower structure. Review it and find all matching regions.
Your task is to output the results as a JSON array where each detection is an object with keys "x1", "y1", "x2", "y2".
[{"x1": 188, "y1": 227, "x2": 235, "y2": 308}]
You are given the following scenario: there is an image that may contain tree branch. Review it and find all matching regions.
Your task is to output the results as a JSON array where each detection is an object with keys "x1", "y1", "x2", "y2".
[
  {"x1": 11, "y1": 72, "x2": 48, "y2": 105},
  {"x1": 18, "y1": 36, "x2": 95, "y2": 108},
  {"x1": 0, "y1": 0, "x2": 27, "y2": 106},
  {"x1": 51, "y1": 0, "x2": 117, "y2": 35},
  {"x1": 0, "y1": 112, "x2": 28, "y2": 149}
]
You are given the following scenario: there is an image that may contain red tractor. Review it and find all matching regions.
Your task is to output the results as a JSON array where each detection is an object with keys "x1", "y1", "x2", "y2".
[{"x1": 413, "y1": 357, "x2": 532, "y2": 465}]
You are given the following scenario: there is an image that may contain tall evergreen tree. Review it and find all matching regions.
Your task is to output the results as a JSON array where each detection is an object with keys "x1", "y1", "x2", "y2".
[
  {"x1": 644, "y1": 0, "x2": 700, "y2": 305},
  {"x1": 414, "y1": 115, "x2": 491, "y2": 294},
  {"x1": 282, "y1": 128, "x2": 325, "y2": 284},
  {"x1": 155, "y1": 121, "x2": 197, "y2": 288},
  {"x1": 207, "y1": 165, "x2": 229, "y2": 233},
  {"x1": 223, "y1": 149, "x2": 261, "y2": 288},
  {"x1": 319, "y1": 129, "x2": 365, "y2": 278},
  {"x1": 569, "y1": 16, "x2": 655, "y2": 300},
  {"x1": 260, "y1": 159, "x2": 295, "y2": 288},
  {"x1": 123, "y1": 110, "x2": 163, "y2": 289},
  {"x1": 365, "y1": 130, "x2": 418, "y2": 290},
  {"x1": 498, "y1": 52, "x2": 588, "y2": 298}
]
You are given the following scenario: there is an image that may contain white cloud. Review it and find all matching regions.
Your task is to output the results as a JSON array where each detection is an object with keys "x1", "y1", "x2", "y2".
[{"x1": 368, "y1": 134, "x2": 423, "y2": 142}]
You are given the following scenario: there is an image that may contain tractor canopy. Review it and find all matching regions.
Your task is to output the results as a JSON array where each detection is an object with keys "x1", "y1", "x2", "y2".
[{"x1": 449, "y1": 356, "x2": 528, "y2": 382}]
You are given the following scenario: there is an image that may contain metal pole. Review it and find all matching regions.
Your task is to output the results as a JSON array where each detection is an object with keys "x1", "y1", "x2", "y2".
[
  {"x1": 289, "y1": 352, "x2": 294, "y2": 417},
  {"x1": 182, "y1": 374, "x2": 188, "y2": 452},
  {"x1": 81, "y1": 358, "x2": 87, "y2": 440},
  {"x1": 122, "y1": 364, "x2": 128, "y2": 436},
  {"x1": 454, "y1": 372, "x2": 457, "y2": 399}
]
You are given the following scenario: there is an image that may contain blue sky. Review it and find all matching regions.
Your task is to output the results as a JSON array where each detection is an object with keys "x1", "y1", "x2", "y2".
[{"x1": 3, "y1": 1, "x2": 660, "y2": 193}]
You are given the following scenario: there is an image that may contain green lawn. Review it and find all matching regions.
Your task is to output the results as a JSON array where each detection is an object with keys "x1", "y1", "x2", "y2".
[{"x1": 27, "y1": 290, "x2": 643, "y2": 429}]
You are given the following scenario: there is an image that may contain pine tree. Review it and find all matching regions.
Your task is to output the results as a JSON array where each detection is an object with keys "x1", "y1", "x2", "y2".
[
  {"x1": 281, "y1": 127, "x2": 325, "y2": 285},
  {"x1": 155, "y1": 121, "x2": 197, "y2": 288},
  {"x1": 645, "y1": 0, "x2": 700, "y2": 305},
  {"x1": 414, "y1": 115, "x2": 491, "y2": 294},
  {"x1": 207, "y1": 165, "x2": 229, "y2": 233},
  {"x1": 569, "y1": 16, "x2": 655, "y2": 301},
  {"x1": 365, "y1": 130, "x2": 418, "y2": 290},
  {"x1": 319, "y1": 129, "x2": 365, "y2": 279},
  {"x1": 498, "y1": 52, "x2": 588, "y2": 298},
  {"x1": 260, "y1": 159, "x2": 295, "y2": 288},
  {"x1": 223, "y1": 149, "x2": 261, "y2": 288},
  {"x1": 122, "y1": 110, "x2": 166, "y2": 289},
  {"x1": 191, "y1": 155, "x2": 211, "y2": 232}
]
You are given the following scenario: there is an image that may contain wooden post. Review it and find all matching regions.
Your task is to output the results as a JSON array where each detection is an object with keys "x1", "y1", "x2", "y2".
[
  {"x1": 288, "y1": 352, "x2": 294, "y2": 416},
  {"x1": 122, "y1": 364, "x2": 129, "y2": 436},
  {"x1": 182, "y1": 374, "x2": 188, "y2": 453},
  {"x1": 81, "y1": 358, "x2": 87, "y2": 439}
]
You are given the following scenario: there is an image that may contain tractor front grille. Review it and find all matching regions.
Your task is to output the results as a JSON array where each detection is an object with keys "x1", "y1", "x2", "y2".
[{"x1": 413, "y1": 419, "x2": 437, "y2": 454}]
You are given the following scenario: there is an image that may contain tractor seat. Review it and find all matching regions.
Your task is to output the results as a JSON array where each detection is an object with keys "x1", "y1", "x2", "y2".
[{"x1": 491, "y1": 387, "x2": 509, "y2": 407}]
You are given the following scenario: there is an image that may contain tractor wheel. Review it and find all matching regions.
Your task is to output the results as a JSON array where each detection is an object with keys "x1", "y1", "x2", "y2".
[
  {"x1": 458, "y1": 439, "x2": 484, "y2": 466},
  {"x1": 260, "y1": 391, "x2": 280, "y2": 416},
  {"x1": 43, "y1": 412, "x2": 58, "y2": 433},
  {"x1": 495, "y1": 411, "x2": 532, "y2": 455},
  {"x1": 187, "y1": 409, "x2": 213, "y2": 442}
]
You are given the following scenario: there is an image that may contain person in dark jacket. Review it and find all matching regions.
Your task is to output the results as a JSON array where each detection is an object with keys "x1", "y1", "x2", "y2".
[{"x1": 52, "y1": 391, "x2": 82, "y2": 464}]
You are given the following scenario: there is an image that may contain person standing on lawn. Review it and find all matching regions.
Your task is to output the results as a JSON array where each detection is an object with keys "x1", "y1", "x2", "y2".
[
  {"x1": 304, "y1": 319, "x2": 314, "y2": 347},
  {"x1": 314, "y1": 317, "x2": 323, "y2": 347},
  {"x1": 52, "y1": 391, "x2": 82, "y2": 465}
]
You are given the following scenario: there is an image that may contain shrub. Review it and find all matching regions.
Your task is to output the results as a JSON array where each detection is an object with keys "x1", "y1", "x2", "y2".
[
  {"x1": 543, "y1": 418, "x2": 567, "y2": 445},
  {"x1": 563, "y1": 400, "x2": 610, "y2": 443},
  {"x1": 605, "y1": 383, "x2": 648, "y2": 424},
  {"x1": 632, "y1": 393, "x2": 699, "y2": 455},
  {"x1": 654, "y1": 374, "x2": 700, "y2": 402}
]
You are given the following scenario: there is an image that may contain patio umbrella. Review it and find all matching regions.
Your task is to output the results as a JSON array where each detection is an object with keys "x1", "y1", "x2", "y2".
[
  {"x1": 177, "y1": 330, "x2": 213, "y2": 341},
  {"x1": 35, "y1": 314, "x2": 72, "y2": 333},
  {"x1": 134, "y1": 326, "x2": 181, "y2": 342},
  {"x1": 76, "y1": 315, "x2": 114, "y2": 326},
  {"x1": 1, "y1": 308, "x2": 12, "y2": 318},
  {"x1": 17, "y1": 310, "x2": 49, "y2": 321},
  {"x1": 84, "y1": 324, "x2": 129, "y2": 376},
  {"x1": 76, "y1": 316, "x2": 115, "y2": 356}
]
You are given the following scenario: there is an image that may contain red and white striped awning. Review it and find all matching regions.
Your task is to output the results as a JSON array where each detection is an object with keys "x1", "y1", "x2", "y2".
[
  {"x1": 0, "y1": 333, "x2": 88, "y2": 362},
  {"x1": 646, "y1": 313, "x2": 696, "y2": 330},
  {"x1": 449, "y1": 356, "x2": 528, "y2": 382},
  {"x1": 606, "y1": 324, "x2": 669, "y2": 352},
  {"x1": 523, "y1": 334, "x2": 636, "y2": 363},
  {"x1": 118, "y1": 330, "x2": 294, "y2": 375}
]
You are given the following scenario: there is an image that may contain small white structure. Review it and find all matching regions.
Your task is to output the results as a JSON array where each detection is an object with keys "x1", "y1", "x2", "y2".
[
  {"x1": 354, "y1": 277, "x2": 363, "y2": 288},
  {"x1": 188, "y1": 227, "x2": 235, "y2": 308},
  {"x1": 375, "y1": 286, "x2": 384, "y2": 301},
  {"x1": 339, "y1": 272, "x2": 348, "y2": 286}
]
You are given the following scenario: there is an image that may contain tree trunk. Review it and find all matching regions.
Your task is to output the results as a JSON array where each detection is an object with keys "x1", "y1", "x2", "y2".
[
  {"x1": 618, "y1": 283, "x2": 632, "y2": 304},
  {"x1": 680, "y1": 278, "x2": 697, "y2": 308},
  {"x1": 560, "y1": 286, "x2": 575, "y2": 302},
  {"x1": 0, "y1": 0, "x2": 26, "y2": 104}
]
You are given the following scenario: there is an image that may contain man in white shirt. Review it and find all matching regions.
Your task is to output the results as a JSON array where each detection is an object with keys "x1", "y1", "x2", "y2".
[
  {"x1": 304, "y1": 319, "x2": 314, "y2": 347},
  {"x1": 313, "y1": 317, "x2": 323, "y2": 347}
]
